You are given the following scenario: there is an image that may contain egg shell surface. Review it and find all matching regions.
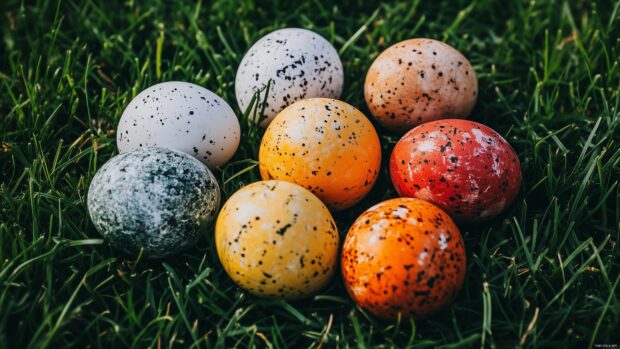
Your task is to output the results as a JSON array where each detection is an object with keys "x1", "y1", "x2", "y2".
[
  {"x1": 341, "y1": 198, "x2": 466, "y2": 321},
  {"x1": 364, "y1": 38, "x2": 477, "y2": 133},
  {"x1": 117, "y1": 81, "x2": 240, "y2": 169},
  {"x1": 215, "y1": 180, "x2": 339, "y2": 300},
  {"x1": 87, "y1": 147, "x2": 220, "y2": 258},
  {"x1": 235, "y1": 28, "x2": 344, "y2": 126},
  {"x1": 390, "y1": 119, "x2": 521, "y2": 223},
  {"x1": 259, "y1": 98, "x2": 381, "y2": 211}
]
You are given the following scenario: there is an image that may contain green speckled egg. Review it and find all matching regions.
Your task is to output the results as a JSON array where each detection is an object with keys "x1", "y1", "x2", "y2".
[{"x1": 87, "y1": 147, "x2": 220, "y2": 258}]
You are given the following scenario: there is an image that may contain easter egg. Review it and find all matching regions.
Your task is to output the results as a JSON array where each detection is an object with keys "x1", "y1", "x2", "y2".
[
  {"x1": 341, "y1": 198, "x2": 466, "y2": 320},
  {"x1": 364, "y1": 38, "x2": 477, "y2": 133},
  {"x1": 235, "y1": 28, "x2": 344, "y2": 126},
  {"x1": 117, "y1": 81, "x2": 240, "y2": 169},
  {"x1": 215, "y1": 180, "x2": 339, "y2": 300},
  {"x1": 259, "y1": 98, "x2": 381, "y2": 211},
  {"x1": 390, "y1": 119, "x2": 521, "y2": 223},
  {"x1": 87, "y1": 147, "x2": 220, "y2": 258}
]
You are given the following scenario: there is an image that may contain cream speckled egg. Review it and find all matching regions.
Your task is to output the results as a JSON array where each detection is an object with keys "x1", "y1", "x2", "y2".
[
  {"x1": 215, "y1": 180, "x2": 339, "y2": 300},
  {"x1": 235, "y1": 28, "x2": 344, "y2": 126},
  {"x1": 365, "y1": 39, "x2": 478, "y2": 133},
  {"x1": 259, "y1": 98, "x2": 382, "y2": 211},
  {"x1": 117, "y1": 81, "x2": 240, "y2": 168}
]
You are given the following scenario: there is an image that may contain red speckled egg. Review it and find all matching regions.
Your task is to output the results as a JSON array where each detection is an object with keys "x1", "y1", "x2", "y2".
[
  {"x1": 390, "y1": 119, "x2": 521, "y2": 223},
  {"x1": 341, "y1": 198, "x2": 466, "y2": 320}
]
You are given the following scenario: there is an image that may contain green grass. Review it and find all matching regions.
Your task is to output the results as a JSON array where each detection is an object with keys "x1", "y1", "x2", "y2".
[{"x1": 0, "y1": 0, "x2": 619, "y2": 347}]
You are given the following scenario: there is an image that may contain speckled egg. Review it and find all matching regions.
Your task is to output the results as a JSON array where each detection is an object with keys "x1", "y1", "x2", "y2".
[
  {"x1": 364, "y1": 39, "x2": 478, "y2": 133},
  {"x1": 215, "y1": 180, "x2": 339, "y2": 300},
  {"x1": 390, "y1": 119, "x2": 521, "y2": 223},
  {"x1": 117, "y1": 81, "x2": 240, "y2": 169},
  {"x1": 87, "y1": 147, "x2": 220, "y2": 258},
  {"x1": 341, "y1": 198, "x2": 466, "y2": 320},
  {"x1": 235, "y1": 28, "x2": 344, "y2": 126},
  {"x1": 259, "y1": 98, "x2": 381, "y2": 211}
]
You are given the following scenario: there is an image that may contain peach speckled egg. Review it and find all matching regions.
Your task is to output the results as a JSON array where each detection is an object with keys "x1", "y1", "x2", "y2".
[
  {"x1": 341, "y1": 198, "x2": 466, "y2": 321},
  {"x1": 215, "y1": 180, "x2": 339, "y2": 300},
  {"x1": 364, "y1": 38, "x2": 478, "y2": 133},
  {"x1": 259, "y1": 98, "x2": 381, "y2": 211},
  {"x1": 390, "y1": 119, "x2": 521, "y2": 223}
]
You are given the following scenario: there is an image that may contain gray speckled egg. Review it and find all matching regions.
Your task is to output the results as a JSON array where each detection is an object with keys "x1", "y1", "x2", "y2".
[
  {"x1": 117, "y1": 81, "x2": 240, "y2": 169},
  {"x1": 87, "y1": 147, "x2": 220, "y2": 258},
  {"x1": 235, "y1": 28, "x2": 344, "y2": 126}
]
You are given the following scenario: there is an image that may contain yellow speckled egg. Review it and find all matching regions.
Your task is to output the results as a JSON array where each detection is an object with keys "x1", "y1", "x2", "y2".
[
  {"x1": 215, "y1": 180, "x2": 339, "y2": 300},
  {"x1": 259, "y1": 98, "x2": 382, "y2": 211}
]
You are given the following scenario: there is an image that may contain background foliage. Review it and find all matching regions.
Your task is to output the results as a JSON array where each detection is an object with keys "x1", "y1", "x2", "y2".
[{"x1": 0, "y1": 0, "x2": 618, "y2": 347}]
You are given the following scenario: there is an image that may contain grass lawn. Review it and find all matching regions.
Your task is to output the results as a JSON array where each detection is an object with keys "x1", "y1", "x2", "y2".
[{"x1": 1, "y1": 0, "x2": 619, "y2": 347}]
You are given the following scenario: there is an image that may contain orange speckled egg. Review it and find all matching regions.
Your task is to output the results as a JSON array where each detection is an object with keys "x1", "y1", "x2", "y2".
[
  {"x1": 215, "y1": 180, "x2": 339, "y2": 300},
  {"x1": 341, "y1": 198, "x2": 466, "y2": 320},
  {"x1": 259, "y1": 98, "x2": 381, "y2": 211},
  {"x1": 364, "y1": 38, "x2": 478, "y2": 133}
]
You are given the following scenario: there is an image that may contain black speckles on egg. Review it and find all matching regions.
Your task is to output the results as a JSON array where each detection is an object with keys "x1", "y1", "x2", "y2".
[
  {"x1": 87, "y1": 147, "x2": 220, "y2": 258},
  {"x1": 235, "y1": 28, "x2": 344, "y2": 126}
]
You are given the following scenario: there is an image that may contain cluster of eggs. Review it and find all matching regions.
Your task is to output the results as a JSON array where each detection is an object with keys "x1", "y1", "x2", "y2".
[{"x1": 88, "y1": 28, "x2": 521, "y2": 321}]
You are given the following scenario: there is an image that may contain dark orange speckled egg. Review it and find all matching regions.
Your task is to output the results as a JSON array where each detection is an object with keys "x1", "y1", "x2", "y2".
[{"x1": 341, "y1": 198, "x2": 466, "y2": 321}]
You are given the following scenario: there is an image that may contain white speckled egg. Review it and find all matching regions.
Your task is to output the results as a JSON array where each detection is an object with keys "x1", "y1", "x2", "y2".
[
  {"x1": 235, "y1": 28, "x2": 344, "y2": 126},
  {"x1": 87, "y1": 147, "x2": 220, "y2": 258},
  {"x1": 117, "y1": 81, "x2": 240, "y2": 169}
]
